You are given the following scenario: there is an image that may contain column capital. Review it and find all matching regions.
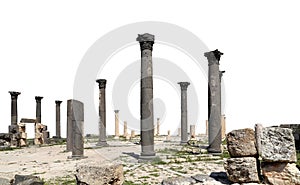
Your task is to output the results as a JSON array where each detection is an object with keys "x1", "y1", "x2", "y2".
[
  {"x1": 9, "y1": 91, "x2": 21, "y2": 98},
  {"x1": 55, "y1": 100, "x2": 63, "y2": 105},
  {"x1": 219, "y1": 70, "x2": 225, "y2": 80},
  {"x1": 178, "y1": 82, "x2": 190, "y2": 91},
  {"x1": 114, "y1": 110, "x2": 119, "y2": 113},
  {"x1": 136, "y1": 33, "x2": 155, "y2": 51},
  {"x1": 204, "y1": 49, "x2": 223, "y2": 65},
  {"x1": 96, "y1": 79, "x2": 107, "y2": 89},
  {"x1": 35, "y1": 96, "x2": 43, "y2": 102}
]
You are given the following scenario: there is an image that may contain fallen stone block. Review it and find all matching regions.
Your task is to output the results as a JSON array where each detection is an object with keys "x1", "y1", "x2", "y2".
[
  {"x1": 12, "y1": 174, "x2": 44, "y2": 185},
  {"x1": 261, "y1": 127, "x2": 297, "y2": 162},
  {"x1": 262, "y1": 162, "x2": 300, "y2": 185},
  {"x1": 75, "y1": 163, "x2": 124, "y2": 185},
  {"x1": 227, "y1": 128, "x2": 257, "y2": 157},
  {"x1": 224, "y1": 157, "x2": 259, "y2": 183},
  {"x1": 161, "y1": 176, "x2": 196, "y2": 185}
]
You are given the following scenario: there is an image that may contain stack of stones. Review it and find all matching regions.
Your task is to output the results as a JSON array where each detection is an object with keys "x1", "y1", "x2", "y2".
[
  {"x1": 224, "y1": 125, "x2": 300, "y2": 184},
  {"x1": 34, "y1": 123, "x2": 45, "y2": 145},
  {"x1": 18, "y1": 123, "x2": 27, "y2": 146},
  {"x1": 280, "y1": 124, "x2": 300, "y2": 151}
]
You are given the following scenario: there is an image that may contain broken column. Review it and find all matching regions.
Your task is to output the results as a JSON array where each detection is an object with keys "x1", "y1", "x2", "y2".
[
  {"x1": 67, "y1": 99, "x2": 85, "y2": 159},
  {"x1": 156, "y1": 118, "x2": 160, "y2": 136},
  {"x1": 67, "y1": 100, "x2": 73, "y2": 151},
  {"x1": 114, "y1": 110, "x2": 120, "y2": 139},
  {"x1": 55, "y1": 100, "x2": 63, "y2": 138},
  {"x1": 205, "y1": 49, "x2": 223, "y2": 153},
  {"x1": 178, "y1": 82, "x2": 190, "y2": 145},
  {"x1": 221, "y1": 114, "x2": 226, "y2": 139},
  {"x1": 131, "y1": 130, "x2": 135, "y2": 138},
  {"x1": 137, "y1": 33, "x2": 156, "y2": 159},
  {"x1": 96, "y1": 79, "x2": 108, "y2": 146},
  {"x1": 8, "y1": 91, "x2": 21, "y2": 147},
  {"x1": 123, "y1": 121, "x2": 128, "y2": 137},
  {"x1": 190, "y1": 125, "x2": 196, "y2": 139},
  {"x1": 178, "y1": 128, "x2": 181, "y2": 137}
]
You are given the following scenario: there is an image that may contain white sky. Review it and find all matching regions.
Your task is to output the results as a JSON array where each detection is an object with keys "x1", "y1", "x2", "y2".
[{"x1": 1, "y1": 1, "x2": 300, "y2": 138}]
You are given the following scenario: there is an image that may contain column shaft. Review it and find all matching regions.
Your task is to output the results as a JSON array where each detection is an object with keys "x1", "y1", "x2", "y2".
[
  {"x1": 178, "y1": 82, "x2": 190, "y2": 144},
  {"x1": 137, "y1": 33, "x2": 155, "y2": 159},
  {"x1": 114, "y1": 110, "x2": 120, "y2": 138},
  {"x1": 96, "y1": 79, "x2": 108, "y2": 146},
  {"x1": 9, "y1": 91, "x2": 21, "y2": 126},
  {"x1": 35, "y1": 96, "x2": 43, "y2": 123},
  {"x1": 55, "y1": 100, "x2": 62, "y2": 138},
  {"x1": 205, "y1": 49, "x2": 223, "y2": 153}
]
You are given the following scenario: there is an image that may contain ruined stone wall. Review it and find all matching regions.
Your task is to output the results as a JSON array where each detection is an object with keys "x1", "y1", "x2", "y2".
[{"x1": 224, "y1": 125, "x2": 300, "y2": 185}]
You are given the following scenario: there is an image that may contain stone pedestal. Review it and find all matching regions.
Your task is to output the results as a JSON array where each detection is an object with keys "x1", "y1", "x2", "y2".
[
  {"x1": 190, "y1": 125, "x2": 196, "y2": 139},
  {"x1": 137, "y1": 33, "x2": 156, "y2": 160},
  {"x1": 55, "y1": 100, "x2": 63, "y2": 138},
  {"x1": 96, "y1": 79, "x2": 108, "y2": 147},
  {"x1": 205, "y1": 49, "x2": 223, "y2": 153},
  {"x1": 114, "y1": 110, "x2": 120, "y2": 138},
  {"x1": 35, "y1": 96, "x2": 43, "y2": 123},
  {"x1": 178, "y1": 82, "x2": 190, "y2": 145}
]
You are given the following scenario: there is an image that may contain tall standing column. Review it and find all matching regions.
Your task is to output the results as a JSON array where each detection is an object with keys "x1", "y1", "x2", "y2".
[
  {"x1": 114, "y1": 110, "x2": 120, "y2": 138},
  {"x1": 123, "y1": 121, "x2": 128, "y2": 137},
  {"x1": 9, "y1": 91, "x2": 21, "y2": 126},
  {"x1": 9, "y1": 91, "x2": 21, "y2": 147},
  {"x1": 55, "y1": 100, "x2": 63, "y2": 138},
  {"x1": 137, "y1": 33, "x2": 156, "y2": 159},
  {"x1": 35, "y1": 96, "x2": 43, "y2": 123},
  {"x1": 178, "y1": 82, "x2": 190, "y2": 144},
  {"x1": 96, "y1": 79, "x2": 108, "y2": 146},
  {"x1": 205, "y1": 49, "x2": 223, "y2": 153}
]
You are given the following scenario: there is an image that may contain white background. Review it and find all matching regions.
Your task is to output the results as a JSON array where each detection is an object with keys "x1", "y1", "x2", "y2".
[{"x1": 1, "y1": 1, "x2": 300, "y2": 138}]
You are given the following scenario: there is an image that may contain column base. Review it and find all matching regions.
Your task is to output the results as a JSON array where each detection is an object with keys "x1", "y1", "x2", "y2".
[
  {"x1": 180, "y1": 141, "x2": 188, "y2": 145},
  {"x1": 96, "y1": 141, "x2": 109, "y2": 147},
  {"x1": 139, "y1": 152, "x2": 156, "y2": 162},
  {"x1": 113, "y1": 136, "x2": 119, "y2": 139},
  {"x1": 207, "y1": 147, "x2": 222, "y2": 154},
  {"x1": 68, "y1": 155, "x2": 88, "y2": 160}
]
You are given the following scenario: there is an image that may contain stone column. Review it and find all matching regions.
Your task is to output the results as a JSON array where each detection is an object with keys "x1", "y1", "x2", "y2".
[
  {"x1": 190, "y1": 125, "x2": 196, "y2": 139},
  {"x1": 178, "y1": 82, "x2": 190, "y2": 144},
  {"x1": 123, "y1": 121, "x2": 128, "y2": 137},
  {"x1": 9, "y1": 91, "x2": 21, "y2": 126},
  {"x1": 205, "y1": 49, "x2": 223, "y2": 153},
  {"x1": 156, "y1": 118, "x2": 160, "y2": 136},
  {"x1": 137, "y1": 33, "x2": 156, "y2": 159},
  {"x1": 8, "y1": 91, "x2": 21, "y2": 147},
  {"x1": 178, "y1": 128, "x2": 181, "y2": 136},
  {"x1": 96, "y1": 79, "x2": 108, "y2": 146},
  {"x1": 67, "y1": 99, "x2": 85, "y2": 159},
  {"x1": 35, "y1": 96, "x2": 43, "y2": 123},
  {"x1": 55, "y1": 100, "x2": 63, "y2": 138},
  {"x1": 131, "y1": 130, "x2": 135, "y2": 138},
  {"x1": 221, "y1": 114, "x2": 226, "y2": 139},
  {"x1": 114, "y1": 110, "x2": 120, "y2": 138}
]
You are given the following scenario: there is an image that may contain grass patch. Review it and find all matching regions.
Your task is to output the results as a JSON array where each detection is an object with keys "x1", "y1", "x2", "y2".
[
  {"x1": 44, "y1": 175, "x2": 76, "y2": 185},
  {"x1": 220, "y1": 151, "x2": 230, "y2": 159}
]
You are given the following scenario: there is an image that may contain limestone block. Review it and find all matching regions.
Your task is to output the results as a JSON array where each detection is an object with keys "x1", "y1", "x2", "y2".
[
  {"x1": 19, "y1": 139, "x2": 27, "y2": 147},
  {"x1": 227, "y1": 128, "x2": 257, "y2": 157},
  {"x1": 224, "y1": 157, "x2": 259, "y2": 183},
  {"x1": 76, "y1": 163, "x2": 124, "y2": 185},
  {"x1": 261, "y1": 127, "x2": 297, "y2": 162},
  {"x1": 262, "y1": 162, "x2": 300, "y2": 185},
  {"x1": 20, "y1": 132, "x2": 27, "y2": 139}
]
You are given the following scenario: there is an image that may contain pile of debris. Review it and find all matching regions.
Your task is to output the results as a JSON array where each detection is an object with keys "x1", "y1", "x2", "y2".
[{"x1": 224, "y1": 125, "x2": 300, "y2": 184}]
